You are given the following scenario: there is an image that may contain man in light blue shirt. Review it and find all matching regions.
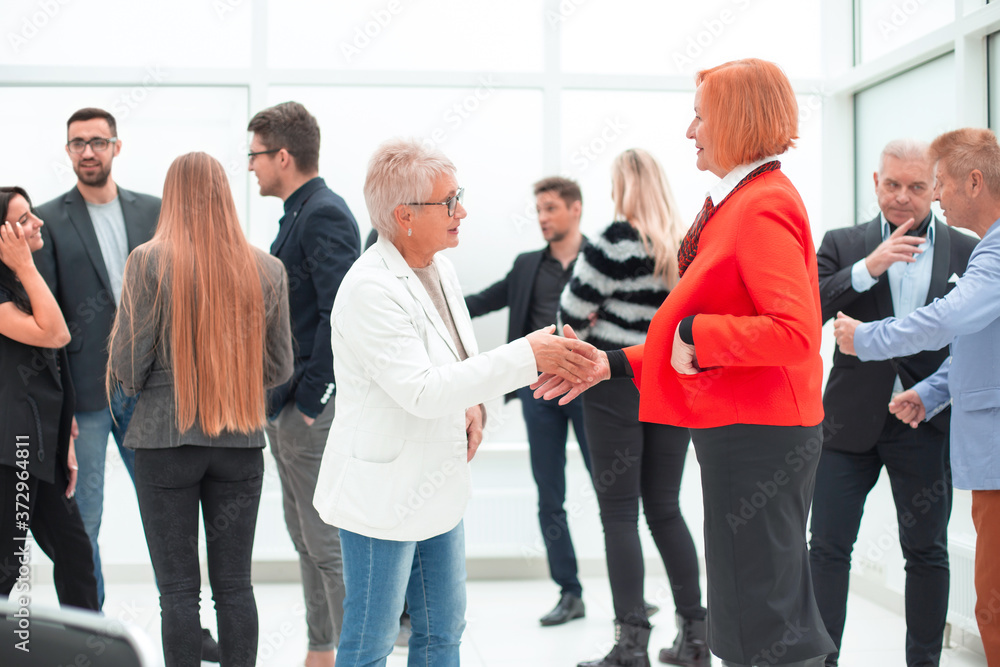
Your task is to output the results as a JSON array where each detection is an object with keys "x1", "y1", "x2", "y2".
[
  {"x1": 810, "y1": 139, "x2": 977, "y2": 667},
  {"x1": 834, "y1": 128, "x2": 1000, "y2": 664}
]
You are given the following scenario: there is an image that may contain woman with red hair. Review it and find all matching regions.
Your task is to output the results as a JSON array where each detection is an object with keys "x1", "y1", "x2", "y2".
[{"x1": 536, "y1": 59, "x2": 835, "y2": 666}]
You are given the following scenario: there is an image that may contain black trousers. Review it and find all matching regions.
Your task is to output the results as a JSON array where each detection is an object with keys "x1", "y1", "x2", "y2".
[
  {"x1": 809, "y1": 418, "x2": 951, "y2": 667},
  {"x1": 0, "y1": 463, "x2": 98, "y2": 610},
  {"x1": 693, "y1": 423, "x2": 834, "y2": 666},
  {"x1": 516, "y1": 386, "x2": 591, "y2": 598},
  {"x1": 135, "y1": 446, "x2": 263, "y2": 667},
  {"x1": 583, "y1": 380, "x2": 703, "y2": 624}
]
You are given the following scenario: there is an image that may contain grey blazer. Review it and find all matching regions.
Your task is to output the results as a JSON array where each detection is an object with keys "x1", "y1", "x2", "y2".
[{"x1": 110, "y1": 244, "x2": 293, "y2": 449}]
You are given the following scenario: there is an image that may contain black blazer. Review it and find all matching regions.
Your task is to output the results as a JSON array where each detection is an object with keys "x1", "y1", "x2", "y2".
[
  {"x1": 34, "y1": 186, "x2": 160, "y2": 412},
  {"x1": 267, "y1": 177, "x2": 361, "y2": 419},
  {"x1": 465, "y1": 248, "x2": 546, "y2": 344},
  {"x1": 818, "y1": 217, "x2": 977, "y2": 452},
  {"x1": 0, "y1": 333, "x2": 74, "y2": 485}
]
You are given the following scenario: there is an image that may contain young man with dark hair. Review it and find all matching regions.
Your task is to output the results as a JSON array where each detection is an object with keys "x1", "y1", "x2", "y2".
[
  {"x1": 248, "y1": 101, "x2": 361, "y2": 667},
  {"x1": 465, "y1": 176, "x2": 593, "y2": 626}
]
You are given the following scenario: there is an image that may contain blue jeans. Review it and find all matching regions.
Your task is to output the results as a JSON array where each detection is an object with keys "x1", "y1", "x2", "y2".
[
  {"x1": 338, "y1": 522, "x2": 466, "y2": 667},
  {"x1": 516, "y1": 386, "x2": 590, "y2": 598},
  {"x1": 73, "y1": 383, "x2": 138, "y2": 607}
]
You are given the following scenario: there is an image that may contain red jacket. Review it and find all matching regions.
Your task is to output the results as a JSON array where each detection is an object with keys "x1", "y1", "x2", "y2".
[{"x1": 624, "y1": 169, "x2": 824, "y2": 428}]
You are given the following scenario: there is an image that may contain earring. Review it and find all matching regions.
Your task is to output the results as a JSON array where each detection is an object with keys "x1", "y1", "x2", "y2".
[{"x1": 407, "y1": 228, "x2": 412, "y2": 237}]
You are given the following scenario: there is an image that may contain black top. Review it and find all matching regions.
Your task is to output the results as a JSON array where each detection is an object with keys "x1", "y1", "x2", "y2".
[
  {"x1": 527, "y1": 248, "x2": 576, "y2": 333},
  {"x1": 0, "y1": 283, "x2": 74, "y2": 484}
]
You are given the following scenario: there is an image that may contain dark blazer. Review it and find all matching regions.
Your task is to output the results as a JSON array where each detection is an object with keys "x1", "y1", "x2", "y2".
[
  {"x1": 465, "y1": 248, "x2": 546, "y2": 344},
  {"x1": 110, "y1": 245, "x2": 294, "y2": 449},
  {"x1": 0, "y1": 329, "x2": 74, "y2": 485},
  {"x1": 34, "y1": 186, "x2": 160, "y2": 412},
  {"x1": 818, "y1": 216, "x2": 977, "y2": 452},
  {"x1": 267, "y1": 177, "x2": 361, "y2": 419}
]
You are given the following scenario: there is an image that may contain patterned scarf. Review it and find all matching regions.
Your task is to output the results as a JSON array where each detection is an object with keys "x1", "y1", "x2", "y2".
[{"x1": 677, "y1": 160, "x2": 782, "y2": 277}]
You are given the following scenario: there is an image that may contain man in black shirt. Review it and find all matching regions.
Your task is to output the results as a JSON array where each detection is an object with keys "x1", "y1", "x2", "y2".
[{"x1": 465, "y1": 176, "x2": 591, "y2": 626}]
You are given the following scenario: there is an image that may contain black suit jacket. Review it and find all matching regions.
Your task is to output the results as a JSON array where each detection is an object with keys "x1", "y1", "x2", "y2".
[
  {"x1": 267, "y1": 177, "x2": 360, "y2": 419},
  {"x1": 34, "y1": 186, "x2": 160, "y2": 411},
  {"x1": 818, "y1": 217, "x2": 977, "y2": 452},
  {"x1": 465, "y1": 248, "x2": 546, "y2": 344}
]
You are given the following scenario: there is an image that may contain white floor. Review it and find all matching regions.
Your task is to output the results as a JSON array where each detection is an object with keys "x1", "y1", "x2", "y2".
[{"x1": 27, "y1": 575, "x2": 988, "y2": 666}]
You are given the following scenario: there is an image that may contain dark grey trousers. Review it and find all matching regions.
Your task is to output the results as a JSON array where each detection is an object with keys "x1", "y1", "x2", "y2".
[{"x1": 265, "y1": 400, "x2": 344, "y2": 651}]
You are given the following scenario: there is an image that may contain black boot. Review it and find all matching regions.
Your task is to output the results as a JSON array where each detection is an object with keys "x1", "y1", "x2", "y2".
[
  {"x1": 658, "y1": 613, "x2": 709, "y2": 666},
  {"x1": 578, "y1": 620, "x2": 652, "y2": 667}
]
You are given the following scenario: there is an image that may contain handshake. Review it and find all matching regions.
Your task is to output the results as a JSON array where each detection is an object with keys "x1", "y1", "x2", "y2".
[
  {"x1": 525, "y1": 324, "x2": 610, "y2": 405},
  {"x1": 832, "y1": 311, "x2": 925, "y2": 430}
]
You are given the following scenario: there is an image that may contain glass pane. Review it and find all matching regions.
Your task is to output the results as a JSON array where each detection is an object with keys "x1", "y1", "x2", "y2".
[
  {"x1": 561, "y1": 0, "x2": 822, "y2": 79},
  {"x1": 858, "y1": 0, "x2": 954, "y2": 63},
  {"x1": 854, "y1": 53, "x2": 956, "y2": 222},
  {"x1": 560, "y1": 90, "x2": 824, "y2": 242},
  {"x1": 991, "y1": 32, "x2": 1000, "y2": 131},
  {"x1": 1, "y1": 0, "x2": 252, "y2": 68},
  {"x1": 267, "y1": 0, "x2": 544, "y2": 71},
  {"x1": 0, "y1": 87, "x2": 251, "y2": 230},
  {"x1": 258, "y1": 85, "x2": 542, "y2": 311}
]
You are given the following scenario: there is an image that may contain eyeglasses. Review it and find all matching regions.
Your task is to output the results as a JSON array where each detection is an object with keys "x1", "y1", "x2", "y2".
[
  {"x1": 406, "y1": 187, "x2": 464, "y2": 217},
  {"x1": 66, "y1": 137, "x2": 118, "y2": 153},
  {"x1": 248, "y1": 148, "x2": 281, "y2": 163}
]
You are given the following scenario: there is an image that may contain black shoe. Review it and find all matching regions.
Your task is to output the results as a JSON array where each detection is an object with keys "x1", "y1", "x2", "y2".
[
  {"x1": 540, "y1": 593, "x2": 586, "y2": 626},
  {"x1": 578, "y1": 619, "x2": 652, "y2": 667},
  {"x1": 644, "y1": 602, "x2": 659, "y2": 618},
  {"x1": 658, "y1": 613, "x2": 709, "y2": 666},
  {"x1": 201, "y1": 628, "x2": 220, "y2": 663}
]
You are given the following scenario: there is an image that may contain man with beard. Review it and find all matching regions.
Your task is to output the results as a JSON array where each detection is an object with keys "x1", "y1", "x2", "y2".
[{"x1": 34, "y1": 107, "x2": 220, "y2": 662}]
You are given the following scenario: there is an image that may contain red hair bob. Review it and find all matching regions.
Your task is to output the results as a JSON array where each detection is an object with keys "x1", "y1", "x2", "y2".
[{"x1": 696, "y1": 59, "x2": 798, "y2": 172}]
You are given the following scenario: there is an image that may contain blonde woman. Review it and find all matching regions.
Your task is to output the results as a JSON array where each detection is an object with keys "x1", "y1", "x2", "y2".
[
  {"x1": 561, "y1": 149, "x2": 707, "y2": 667},
  {"x1": 108, "y1": 152, "x2": 293, "y2": 667}
]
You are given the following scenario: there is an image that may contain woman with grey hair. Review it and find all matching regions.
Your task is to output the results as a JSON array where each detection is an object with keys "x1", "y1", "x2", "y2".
[{"x1": 313, "y1": 138, "x2": 599, "y2": 665}]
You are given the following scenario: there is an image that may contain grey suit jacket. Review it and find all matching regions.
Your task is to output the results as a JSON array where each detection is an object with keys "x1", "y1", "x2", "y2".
[
  {"x1": 35, "y1": 186, "x2": 161, "y2": 411},
  {"x1": 109, "y1": 244, "x2": 294, "y2": 449}
]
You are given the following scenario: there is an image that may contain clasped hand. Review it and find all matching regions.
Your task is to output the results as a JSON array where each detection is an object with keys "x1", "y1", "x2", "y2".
[{"x1": 528, "y1": 325, "x2": 609, "y2": 405}]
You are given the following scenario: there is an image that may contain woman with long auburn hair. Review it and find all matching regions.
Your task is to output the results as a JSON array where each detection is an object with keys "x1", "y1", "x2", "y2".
[
  {"x1": 108, "y1": 152, "x2": 293, "y2": 667},
  {"x1": 561, "y1": 149, "x2": 707, "y2": 667}
]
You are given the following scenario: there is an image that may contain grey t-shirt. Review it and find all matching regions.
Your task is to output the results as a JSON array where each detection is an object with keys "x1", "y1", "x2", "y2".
[{"x1": 87, "y1": 197, "x2": 129, "y2": 305}]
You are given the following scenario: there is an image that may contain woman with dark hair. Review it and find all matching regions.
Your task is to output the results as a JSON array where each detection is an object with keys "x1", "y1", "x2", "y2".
[
  {"x1": 108, "y1": 152, "x2": 293, "y2": 667},
  {"x1": 0, "y1": 186, "x2": 98, "y2": 611},
  {"x1": 561, "y1": 149, "x2": 707, "y2": 667},
  {"x1": 536, "y1": 59, "x2": 836, "y2": 667}
]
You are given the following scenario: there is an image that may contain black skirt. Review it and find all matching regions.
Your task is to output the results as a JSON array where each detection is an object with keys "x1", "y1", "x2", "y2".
[{"x1": 691, "y1": 423, "x2": 835, "y2": 665}]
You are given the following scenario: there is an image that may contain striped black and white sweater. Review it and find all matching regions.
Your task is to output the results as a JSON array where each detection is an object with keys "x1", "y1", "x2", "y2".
[{"x1": 559, "y1": 220, "x2": 669, "y2": 351}]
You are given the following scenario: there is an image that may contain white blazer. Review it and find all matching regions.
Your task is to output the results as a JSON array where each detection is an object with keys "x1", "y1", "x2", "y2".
[{"x1": 313, "y1": 237, "x2": 538, "y2": 541}]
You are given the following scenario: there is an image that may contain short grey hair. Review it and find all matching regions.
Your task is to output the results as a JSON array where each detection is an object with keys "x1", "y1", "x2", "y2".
[
  {"x1": 364, "y1": 138, "x2": 457, "y2": 242},
  {"x1": 878, "y1": 138, "x2": 931, "y2": 175}
]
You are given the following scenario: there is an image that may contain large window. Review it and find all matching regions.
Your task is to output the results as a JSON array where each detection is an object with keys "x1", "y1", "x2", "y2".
[
  {"x1": 853, "y1": 53, "x2": 956, "y2": 222},
  {"x1": 856, "y1": 0, "x2": 955, "y2": 63},
  {"x1": 560, "y1": 0, "x2": 823, "y2": 78},
  {"x1": 1, "y1": 0, "x2": 253, "y2": 68}
]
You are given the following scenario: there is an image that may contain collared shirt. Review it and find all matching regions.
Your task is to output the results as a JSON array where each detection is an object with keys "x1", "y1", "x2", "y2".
[
  {"x1": 706, "y1": 154, "x2": 782, "y2": 206},
  {"x1": 87, "y1": 196, "x2": 129, "y2": 305},
  {"x1": 851, "y1": 212, "x2": 936, "y2": 393},
  {"x1": 527, "y1": 244, "x2": 582, "y2": 333}
]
